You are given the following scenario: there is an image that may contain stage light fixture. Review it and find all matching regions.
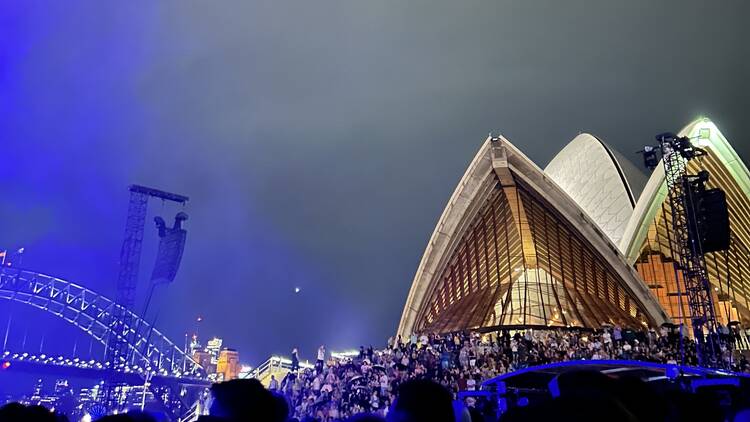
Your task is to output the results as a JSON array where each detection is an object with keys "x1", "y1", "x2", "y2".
[{"x1": 641, "y1": 145, "x2": 659, "y2": 169}]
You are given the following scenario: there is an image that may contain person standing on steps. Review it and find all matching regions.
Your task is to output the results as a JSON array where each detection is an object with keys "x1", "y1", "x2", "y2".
[
  {"x1": 316, "y1": 345, "x2": 326, "y2": 373},
  {"x1": 291, "y1": 348, "x2": 300, "y2": 372}
]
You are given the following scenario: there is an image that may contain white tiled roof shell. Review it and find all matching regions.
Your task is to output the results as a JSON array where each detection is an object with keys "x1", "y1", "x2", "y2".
[{"x1": 544, "y1": 134, "x2": 636, "y2": 246}]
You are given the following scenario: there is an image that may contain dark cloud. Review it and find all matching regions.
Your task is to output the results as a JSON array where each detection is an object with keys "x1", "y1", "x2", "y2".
[{"x1": 1, "y1": 1, "x2": 748, "y2": 363}]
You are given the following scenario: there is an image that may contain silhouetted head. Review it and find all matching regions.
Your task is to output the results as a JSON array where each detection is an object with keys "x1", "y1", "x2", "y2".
[
  {"x1": 387, "y1": 379, "x2": 453, "y2": 422},
  {"x1": 347, "y1": 413, "x2": 386, "y2": 422},
  {"x1": 0, "y1": 403, "x2": 66, "y2": 422},
  {"x1": 0, "y1": 403, "x2": 27, "y2": 421},
  {"x1": 210, "y1": 378, "x2": 280, "y2": 421},
  {"x1": 271, "y1": 391, "x2": 289, "y2": 421},
  {"x1": 96, "y1": 412, "x2": 158, "y2": 422},
  {"x1": 664, "y1": 388, "x2": 724, "y2": 422}
]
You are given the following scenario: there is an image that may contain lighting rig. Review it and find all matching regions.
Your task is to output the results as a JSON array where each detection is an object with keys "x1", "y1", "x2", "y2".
[
  {"x1": 639, "y1": 131, "x2": 731, "y2": 367},
  {"x1": 102, "y1": 185, "x2": 189, "y2": 411}
]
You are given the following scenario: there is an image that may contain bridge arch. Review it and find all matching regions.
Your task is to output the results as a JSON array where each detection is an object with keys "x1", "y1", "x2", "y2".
[{"x1": 0, "y1": 266, "x2": 202, "y2": 376}]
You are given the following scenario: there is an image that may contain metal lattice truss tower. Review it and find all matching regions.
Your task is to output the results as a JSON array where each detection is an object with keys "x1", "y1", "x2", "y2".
[
  {"x1": 104, "y1": 186, "x2": 189, "y2": 393},
  {"x1": 106, "y1": 189, "x2": 149, "y2": 368},
  {"x1": 660, "y1": 137, "x2": 720, "y2": 365},
  {"x1": 0, "y1": 267, "x2": 203, "y2": 376}
]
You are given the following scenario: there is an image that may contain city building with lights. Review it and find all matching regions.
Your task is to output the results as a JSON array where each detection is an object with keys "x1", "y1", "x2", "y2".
[
  {"x1": 398, "y1": 118, "x2": 750, "y2": 336},
  {"x1": 217, "y1": 348, "x2": 241, "y2": 381},
  {"x1": 185, "y1": 335, "x2": 242, "y2": 380},
  {"x1": 206, "y1": 338, "x2": 223, "y2": 364},
  {"x1": 192, "y1": 349, "x2": 213, "y2": 374}
]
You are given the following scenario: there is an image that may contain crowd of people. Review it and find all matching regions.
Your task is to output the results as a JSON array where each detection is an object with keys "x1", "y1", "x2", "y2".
[
  {"x1": 276, "y1": 324, "x2": 749, "y2": 421},
  {"x1": 3, "y1": 324, "x2": 749, "y2": 422}
]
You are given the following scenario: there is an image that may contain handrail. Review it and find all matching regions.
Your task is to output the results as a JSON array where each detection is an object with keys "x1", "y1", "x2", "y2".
[{"x1": 240, "y1": 355, "x2": 314, "y2": 380}]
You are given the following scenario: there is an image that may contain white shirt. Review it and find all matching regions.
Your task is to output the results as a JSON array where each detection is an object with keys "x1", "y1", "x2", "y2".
[{"x1": 317, "y1": 348, "x2": 325, "y2": 360}]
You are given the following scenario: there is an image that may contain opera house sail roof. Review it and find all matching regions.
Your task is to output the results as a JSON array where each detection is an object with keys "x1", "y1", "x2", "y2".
[
  {"x1": 544, "y1": 133, "x2": 638, "y2": 247},
  {"x1": 398, "y1": 117, "x2": 750, "y2": 337}
]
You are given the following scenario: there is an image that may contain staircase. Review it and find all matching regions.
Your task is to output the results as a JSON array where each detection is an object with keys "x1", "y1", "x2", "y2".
[{"x1": 240, "y1": 355, "x2": 314, "y2": 386}]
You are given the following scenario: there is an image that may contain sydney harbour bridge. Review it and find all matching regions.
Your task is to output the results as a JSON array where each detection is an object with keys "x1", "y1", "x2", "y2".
[
  {"x1": 0, "y1": 266, "x2": 211, "y2": 420},
  {"x1": 0, "y1": 185, "x2": 212, "y2": 421}
]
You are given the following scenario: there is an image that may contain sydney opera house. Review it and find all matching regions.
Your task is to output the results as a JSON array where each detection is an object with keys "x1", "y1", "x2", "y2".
[{"x1": 398, "y1": 118, "x2": 750, "y2": 337}]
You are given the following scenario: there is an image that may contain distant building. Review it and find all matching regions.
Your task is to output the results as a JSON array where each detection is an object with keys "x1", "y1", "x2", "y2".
[
  {"x1": 54, "y1": 379, "x2": 71, "y2": 395},
  {"x1": 193, "y1": 350, "x2": 215, "y2": 374},
  {"x1": 189, "y1": 334, "x2": 202, "y2": 356},
  {"x1": 217, "y1": 348, "x2": 240, "y2": 381},
  {"x1": 78, "y1": 386, "x2": 95, "y2": 407},
  {"x1": 190, "y1": 335, "x2": 240, "y2": 378},
  {"x1": 31, "y1": 379, "x2": 43, "y2": 402},
  {"x1": 206, "y1": 337, "x2": 223, "y2": 364}
]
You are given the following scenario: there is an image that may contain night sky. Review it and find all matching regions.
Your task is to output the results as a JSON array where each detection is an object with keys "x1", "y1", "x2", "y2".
[{"x1": 1, "y1": 1, "x2": 749, "y2": 365}]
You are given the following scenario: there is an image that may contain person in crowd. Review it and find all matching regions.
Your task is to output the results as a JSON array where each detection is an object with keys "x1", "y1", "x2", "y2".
[
  {"x1": 316, "y1": 345, "x2": 326, "y2": 373},
  {"x1": 10, "y1": 323, "x2": 747, "y2": 422},
  {"x1": 0, "y1": 403, "x2": 69, "y2": 422},
  {"x1": 291, "y1": 348, "x2": 300, "y2": 372},
  {"x1": 614, "y1": 325, "x2": 623, "y2": 345},
  {"x1": 275, "y1": 322, "x2": 748, "y2": 421},
  {"x1": 465, "y1": 374, "x2": 476, "y2": 391},
  {"x1": 386, "y1": 379, "x2": 454, "y2": 422},
  {"x1": 201, "y1": 378, "x2": 286, "y2": 422},
  {"x1": 96, "y1": 411, "x2": 160, "y2": 422}
]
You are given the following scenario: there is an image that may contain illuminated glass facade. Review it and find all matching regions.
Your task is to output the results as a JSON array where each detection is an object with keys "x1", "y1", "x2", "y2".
[{"x1": 414, "y1": 174, "x2": 650, "y2": 333}]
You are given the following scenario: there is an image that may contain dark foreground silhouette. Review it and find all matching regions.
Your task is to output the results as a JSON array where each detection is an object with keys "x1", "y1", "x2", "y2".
[{"x1": 2, "y1": 372, "x2": 747, "y2": 422}]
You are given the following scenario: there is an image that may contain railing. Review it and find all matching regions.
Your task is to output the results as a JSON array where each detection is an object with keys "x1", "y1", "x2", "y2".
[
  {"x1": 179, "y1": 400, "x2": 206, "y2": 422},
  {"x1": 0, "y1": 350, "x2": 210, "y2": 385},
  {"x1": 240, "y1": 356, "x2": 314, "y2": 382}
]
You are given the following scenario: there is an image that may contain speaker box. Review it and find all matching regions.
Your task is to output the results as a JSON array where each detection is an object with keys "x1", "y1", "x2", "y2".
[
  {"x1": 700, "y1": 189, "x2": 730, "y2": 252},
  {"x1": 687, "y1": 188, "x2": 730, "y2": 253}
]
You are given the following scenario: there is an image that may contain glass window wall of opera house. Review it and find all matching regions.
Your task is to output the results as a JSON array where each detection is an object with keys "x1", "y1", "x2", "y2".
[{"x1": 398, "y1": 117, "x2": 750, "y2": 337}]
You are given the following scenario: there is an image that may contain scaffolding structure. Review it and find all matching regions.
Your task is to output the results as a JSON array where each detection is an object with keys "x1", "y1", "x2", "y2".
[
  {"x1": 103, "y1": 185, "x2": 188, "y2": 409},
  {"x1": 657, "y1": 133, "x2": 723, "y2": 366}
]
